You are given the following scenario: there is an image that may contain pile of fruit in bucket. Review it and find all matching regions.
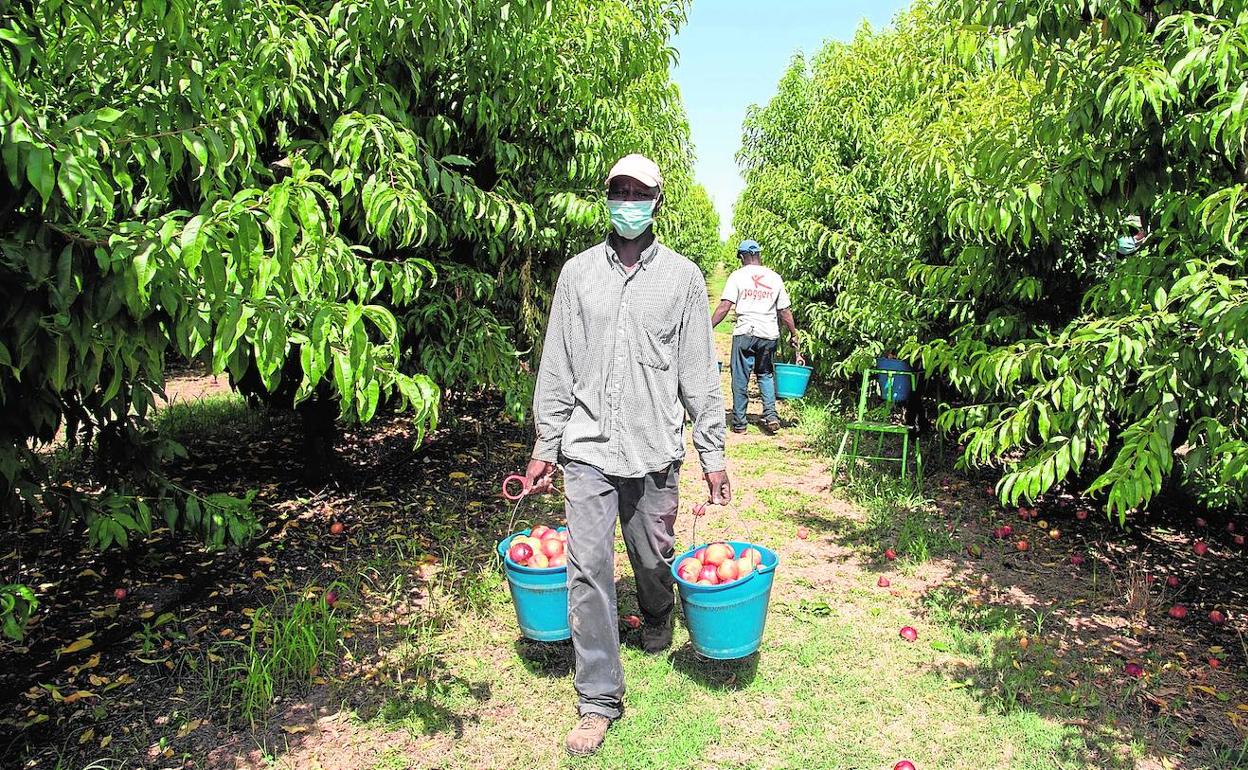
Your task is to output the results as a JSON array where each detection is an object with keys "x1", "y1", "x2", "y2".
[
  {"x1": 505, "y1": 524, "x2": 567, "y2": 568},
  {"x1": 675, "y1": 541, "x2": 763, "y2": 586}
]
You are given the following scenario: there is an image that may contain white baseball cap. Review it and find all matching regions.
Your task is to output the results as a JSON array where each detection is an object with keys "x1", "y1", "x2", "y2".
[{"x1": 606, "y1": 154, "x2": 662, "y2": 189}]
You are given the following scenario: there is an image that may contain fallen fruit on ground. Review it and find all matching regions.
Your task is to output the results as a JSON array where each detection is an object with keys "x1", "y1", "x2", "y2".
[
  {"x1": 899, "y1": 626, "x2": 918, "y2": 642},
  {"x1": 966, "y1": 543, "x2": 981, "y2": 558},
  {"x1": 1070, "y1": 554, "x2": 1085, "y2": 566},
  {"x1": 1168, "y1": 605, "x2": 1188, "y2": 620},
  {"x1": 1194, "y1": 541, "x2": 1209, "y2": 556},
  {"x1": 894, "y1": 762, "x2": 917, "y2": 770},
  {"x1": 1124, "y1": 662, "x2": 1144, "y2": 678},
  {"x1": 1048, "y1": 528, "x2": 1060, "y2": 540},
  {"x1": 325, "y1": 589, "x2": 338, "y2": 607},
  {"x1": 878, "y1": 576, "x2": 891, "y2": 588},
  {"x1": 1075, "y1": 509, "x2": 1088, "y2": 521},
  {"x1": 1209, "y1": 610, "x2": 1226, "y2": 625},
  {"x1": 884, "y1": 548, "x2": 897, "y2": 561},
  {"x1": 1209, "y1": 658, "x2": 1222, "y2": 669},
  {"x1": 796, "y1": 526, "x2": 809, "y2": 540},
  {"x1": 622, "y1": 614, "x2": 641, "y2": 629},
  {"x1": 329, "y1": 521, "x2": 344, "y2": 535},
  {"x1": 1016, "y1": 540, "x2": 1029, "y2": 552},
  {"x1": 1166, "y1": 575, "x2": 1180, "y2": 588},
  {"x1": 1234, "y1": 534, "x2": 1246, "y2": 546},
  {"x1": 113, "y1": 588, "x2": 127, "y2": 601}
]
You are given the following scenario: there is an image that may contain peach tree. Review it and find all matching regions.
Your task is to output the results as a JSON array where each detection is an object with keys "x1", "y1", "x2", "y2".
[
  {"x1": 0, "y1": 0, "x2": 705, "y2": 640},
  {"x1": 735, "y1": 2, "x2": 1248, "y2": 520}
]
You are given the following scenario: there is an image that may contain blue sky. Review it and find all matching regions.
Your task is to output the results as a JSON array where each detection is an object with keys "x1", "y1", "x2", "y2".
[{"x1": 670, "y1": 0, "x2": 909, "y2": 237}]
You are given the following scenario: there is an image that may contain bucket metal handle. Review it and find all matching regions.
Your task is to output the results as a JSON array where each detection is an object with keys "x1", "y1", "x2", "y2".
[
  {"x1": 500, "y1": 470, "x2": 564, "y2": 553},
  {"x1": 677, "y1": 501, "x2": 771, "y2": 585},
  {"x1": 685, "y1": 496, "x2": 759, "y2": 551}
]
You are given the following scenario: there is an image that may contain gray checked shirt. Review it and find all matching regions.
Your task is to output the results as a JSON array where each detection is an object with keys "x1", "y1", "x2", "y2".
[{"x1": 532, "y1": 237, "x2": 726, "y2": 477}]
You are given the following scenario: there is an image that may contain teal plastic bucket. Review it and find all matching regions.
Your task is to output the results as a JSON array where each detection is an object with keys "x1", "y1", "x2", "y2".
[
  {"x1": 874, "y1": 357, "x2": 912, "y2": 403},
  {"x1": 774, "y1": 363, "x2": 813, "y2": 399},
  {"x1": 497, "y1": 528, "x2": 570, "y2": 641},
  {"x1": 670, "y1": 541, "x2": 780, "y2": 659}
]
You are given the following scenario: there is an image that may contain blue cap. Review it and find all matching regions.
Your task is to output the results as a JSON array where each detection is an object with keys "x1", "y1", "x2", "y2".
[{"x1": 737, "y1": 239, "x2": 761, "y2": 254}]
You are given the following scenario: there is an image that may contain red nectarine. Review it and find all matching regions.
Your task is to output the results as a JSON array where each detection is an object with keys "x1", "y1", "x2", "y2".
[
  {"x1": 736, "y1": 557, "x2": 755, "y2": 578},
  {"x1": 704, "y1": 542, "x2": 735, "y2": 567}
]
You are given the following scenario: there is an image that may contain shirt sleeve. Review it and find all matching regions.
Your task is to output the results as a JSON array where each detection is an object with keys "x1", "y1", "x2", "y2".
[
  {"x1": 532, "y1": 267, "x2": 576, "y2": 462},
  {"x1": 720, "y1": 271, "x2": 738, "y2": 304},
  {"x1": 678, "y1": 273, "x2": 727, "y2": 473},
  {"x1": 776, "y1": 274, "x2": 792, "y2": 311}
]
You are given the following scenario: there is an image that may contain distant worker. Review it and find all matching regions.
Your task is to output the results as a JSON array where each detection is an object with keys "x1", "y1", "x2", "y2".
[
  {"x1": 711, "y1": 239, "x2": 804, "y2": 434},
  {"x1": 1116, "y1": 214, "x2": 1148, "y2": 255}
]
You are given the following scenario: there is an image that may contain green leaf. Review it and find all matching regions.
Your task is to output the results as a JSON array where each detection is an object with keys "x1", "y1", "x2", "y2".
[{"x1": 26, "y1": 146, "x2": 53, "y2": 206}]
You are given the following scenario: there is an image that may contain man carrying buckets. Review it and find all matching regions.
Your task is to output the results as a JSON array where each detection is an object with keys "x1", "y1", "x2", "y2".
[
  {"x1": 711, "y1": 239, "x2": 805, "y2": 434},
  {"x1": 524, "y1": 153, "x2": 732, "y2": 756}
]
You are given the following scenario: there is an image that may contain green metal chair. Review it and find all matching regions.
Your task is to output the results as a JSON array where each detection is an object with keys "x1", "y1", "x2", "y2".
[{"x1": 832, "y1": 367, "x2": 923, "y2": 487}]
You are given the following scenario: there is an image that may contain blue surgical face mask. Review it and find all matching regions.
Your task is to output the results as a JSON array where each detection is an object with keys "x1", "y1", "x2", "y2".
[
  {"x1": 607, "y1": 199, "x2": 657, "y2": 240},
  {"x1": 1116, "y1": 235, "x2": 1139, "y2": 255}
]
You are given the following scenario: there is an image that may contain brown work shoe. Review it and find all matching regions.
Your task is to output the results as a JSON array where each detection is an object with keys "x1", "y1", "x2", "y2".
[
  {"x1": 641, "y1": 615, "x2": 672, "y2": 654},
  {"x1": 762, "y1": 418, "x2": 781, "y2": 434},
  {"x1": 565, "y1": 713, "x2": 612, "y2": 756}
]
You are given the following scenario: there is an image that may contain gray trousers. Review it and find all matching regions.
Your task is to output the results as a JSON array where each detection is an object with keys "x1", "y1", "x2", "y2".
[{"x1": 562, "y1": 458, "x2": 680, "y2": 719}]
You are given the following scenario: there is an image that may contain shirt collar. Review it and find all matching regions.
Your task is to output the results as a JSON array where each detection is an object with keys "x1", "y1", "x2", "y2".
[{"x1": 604, "y1": 233, "x2": 661, "y2": 273}]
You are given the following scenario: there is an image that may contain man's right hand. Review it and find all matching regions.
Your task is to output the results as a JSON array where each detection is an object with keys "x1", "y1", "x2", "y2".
[{"x1": 524, "y1": 458, "x2": 557, "y2": 495}]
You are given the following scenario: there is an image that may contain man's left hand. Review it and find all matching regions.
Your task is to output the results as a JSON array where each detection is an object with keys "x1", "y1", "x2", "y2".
[{"x1": 704, "y1": 471, "x2": 732, "y2": 505}]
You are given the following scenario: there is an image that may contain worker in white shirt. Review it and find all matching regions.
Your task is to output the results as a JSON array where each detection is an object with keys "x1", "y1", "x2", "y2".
[{"x1": 711, "y1": 239, "x2": 805, "y2": 434}]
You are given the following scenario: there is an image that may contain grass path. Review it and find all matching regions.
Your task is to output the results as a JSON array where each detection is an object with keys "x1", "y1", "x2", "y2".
[
  {"x1": 294, "y1": 396, "x2": 1095, "y2": 770},
  {"x1": 259, "y1": 277, "x2": 1104, "y2": 770}
]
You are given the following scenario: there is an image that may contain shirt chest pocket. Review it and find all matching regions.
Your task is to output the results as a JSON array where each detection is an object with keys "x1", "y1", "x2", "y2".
[{"x1": 628, "y1": 309, "x2": 677, "y2": 370}]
